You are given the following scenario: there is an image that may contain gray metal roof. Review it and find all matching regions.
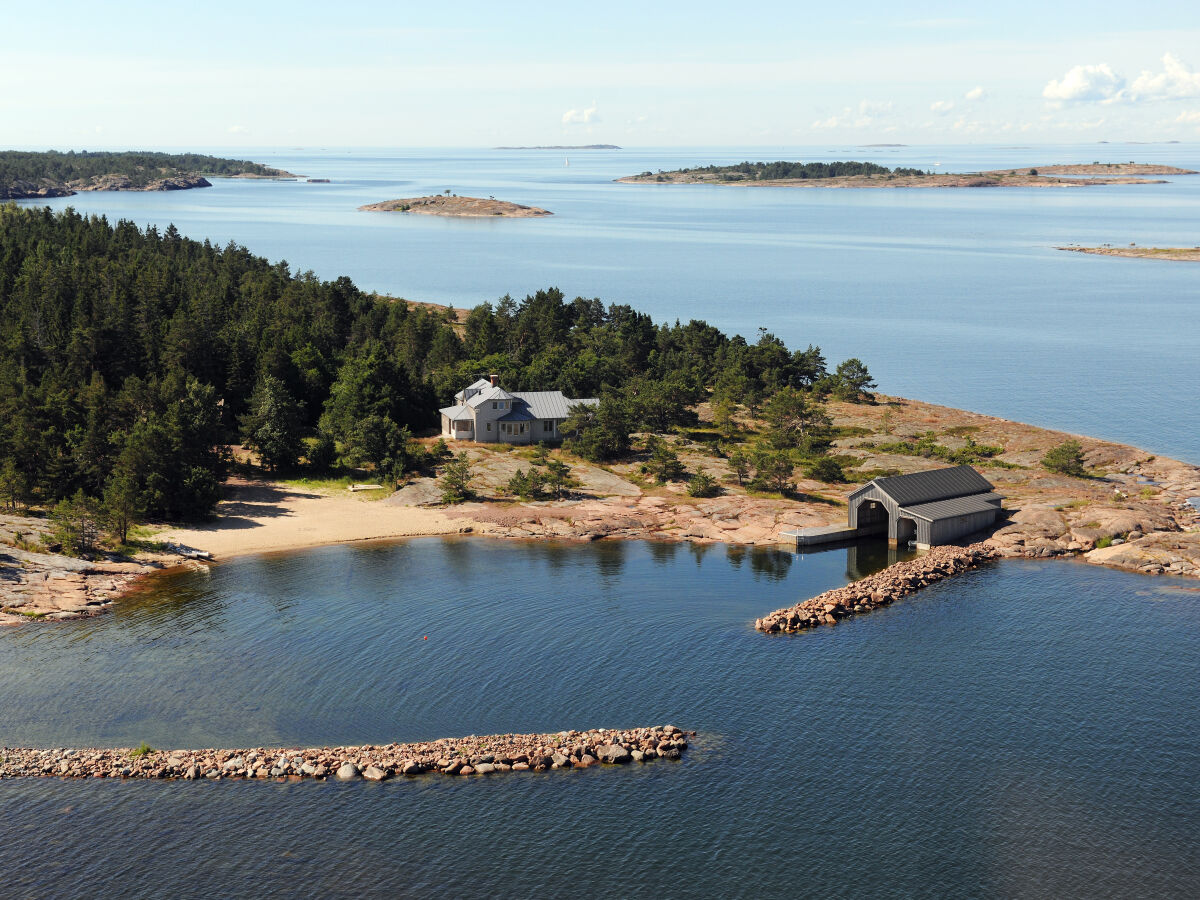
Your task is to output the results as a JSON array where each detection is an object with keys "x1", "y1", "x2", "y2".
[
  {"x1": 498, "y1": 408, "x2": 537, "y2": 422},
  {"x1": 439, "y1": 405, "x2": 472, "y2": 421},
  {"x1": 899, "y1": 492, "x2": 1002, "y2": 522},
  {"x1": 511, "y1": 391, "x2": 598, "y2": 419},
  {"x1": 454, "y1": 379, "x2": 494, "y2": 402},
  {"x1": 861, "y1": 464, "x2": 995, "y2": 506},
  {"x1": 467, "y1": 385, "x2": 518, "y2": 407}
]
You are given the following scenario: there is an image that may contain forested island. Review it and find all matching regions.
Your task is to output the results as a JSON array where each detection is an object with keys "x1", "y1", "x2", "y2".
[
  {"x1": 0, "y1": 201, "x2": 845, "y2": 527},
  {"x1": 0, "y1": 151, "x2": 295, "y2": 200},
  {"x1": 360, "y1": 195, "x2": 552, "y2": 217},
  {"x1": 618, "y1": 160, "x2": 1191, "y2": 188},
  {"x1": 2, "y1": 202, "x2": 1197, "y2": 623}
]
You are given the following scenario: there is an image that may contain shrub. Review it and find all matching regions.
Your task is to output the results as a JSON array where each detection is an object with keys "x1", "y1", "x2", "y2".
[
  {"x1": 1042, "y1": 440, "x2": 1087, "y2": 478},
  {"x1": 438, "y1": 452, "x2": 473, "y2": 504},
  {"x1": 306, "y1": 432, "x2": 337, "y2": 472},
  {"x1": 48, "y1": 491, "x2": 102, "y2": 556},
  {"x1": 507, "y1": 468, "x2": 546, "y2": 500},
  {"x1": 687, "y1": 470, "x2": 721, "y2": 498},
  {"x1": 129, "y1": 742, "x2": 154, "y2": 758},
  {"x1": 543, "y1": 459, "x2": 575, "y2": 499},
  {"x1": 805, "y1": 457, "x2": 845, "y2": 483}
]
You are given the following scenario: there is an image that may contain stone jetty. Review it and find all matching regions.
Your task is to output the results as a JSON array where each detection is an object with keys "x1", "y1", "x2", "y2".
[
  {"x1": 755, "y1": 542, "x2": 997, "y2": 633},
  {"x1": 0, "y1": 726, "x2": 690, "y2": 782}
]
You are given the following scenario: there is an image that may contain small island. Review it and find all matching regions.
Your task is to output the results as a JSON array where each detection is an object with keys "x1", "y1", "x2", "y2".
[
  {"x1": 618, "y1": 160, "x2": 1196, "y2": 189},
  {"x1": 359, "y1": 195, "x2": 553, "y2": 217},
  {"x1": 1059, "y1": 245, "x2": 1200, "y2": 261},
  {"x1": 494, "y1": 144, "x2": 620, "y2": 150},
  {"x1": 0, "y1": 150, "x2": 296, "y2": 200}
]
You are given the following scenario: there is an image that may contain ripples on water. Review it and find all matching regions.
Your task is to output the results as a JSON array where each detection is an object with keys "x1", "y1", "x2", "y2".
[{"x1": 1, "y1": 539, "x2": 1197, "y2": 898}]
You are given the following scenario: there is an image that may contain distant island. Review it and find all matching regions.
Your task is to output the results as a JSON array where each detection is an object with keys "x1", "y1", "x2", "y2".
[
  {"x1": 359, "y1": 195, "x2": 553, "y2": 217},
  {"x1": 0, "y1": 150, "x2": 296, "y2": 200},
  {"x1": 494, "y1": 144, "x2": 620, "y2": 150},
  {"x1": 1059, "y1": 245, "x2": 1200, "y2": 261},
  {"x1": 618, "y1": 160, "x2": 1197, "y2": 188}
]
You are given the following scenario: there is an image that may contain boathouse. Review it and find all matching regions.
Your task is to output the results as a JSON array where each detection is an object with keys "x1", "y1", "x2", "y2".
[{"x1": 847, "y1": 465, "x2": 1002, "y2": 550}]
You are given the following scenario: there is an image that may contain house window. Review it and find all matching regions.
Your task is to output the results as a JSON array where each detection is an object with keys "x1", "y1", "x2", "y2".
[
  {"x1": 492, "y1": 402, "x2": 497, "y2": 409},
  {"x1": 520, "y1": 424, "x2": 526, "y2": 434},
  {"x1": 487, "y1": 423, "x2": 492, "y2": 431},
  {"x1": 543, "y1": 420, "x2": 554, "y2": 432}
]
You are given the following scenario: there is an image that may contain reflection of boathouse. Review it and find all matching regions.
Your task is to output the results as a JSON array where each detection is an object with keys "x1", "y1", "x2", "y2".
[{"x1": 847, "y1": 465, "x2": 1002, "y2": 550}]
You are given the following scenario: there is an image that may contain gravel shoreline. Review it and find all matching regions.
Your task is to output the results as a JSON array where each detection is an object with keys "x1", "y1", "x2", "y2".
[{"x1": 0, "y1": 726, "x2": 691, "y2": 782}]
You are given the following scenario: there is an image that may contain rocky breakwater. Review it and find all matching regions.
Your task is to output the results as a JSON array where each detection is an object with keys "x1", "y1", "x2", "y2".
[
  {"x1": 0, "y1": 726, "x2": 691, "y2": 782},
  {"x1": 755, "y1": 542, "x2": 998, "y2": 633}
]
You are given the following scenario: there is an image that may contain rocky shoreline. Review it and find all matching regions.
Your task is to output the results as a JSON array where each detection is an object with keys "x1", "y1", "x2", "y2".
[
  {"x1": 755, "y1": 542, "x2": 998, "y2": 633},
  {"x1": 1058, "y1": 245, "x2": 1200, "y2": 262},
  {"x1": 0, "y1": 726, "x2": 690, "y2": 782},
  {"x1": 1, "y1": 174, "x2": 214, "y2": 199}
]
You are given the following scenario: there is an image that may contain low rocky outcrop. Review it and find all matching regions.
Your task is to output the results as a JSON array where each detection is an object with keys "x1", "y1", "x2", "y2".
[
  {"x1": 0, "y1": 725, "x2": 691, "y2": 781},
  {"x1": 359, "y1": 195, "x2": 552, "y2": 217},
  {"x1": 755, "y1": 543, "x2": 998, "y2": 633}
]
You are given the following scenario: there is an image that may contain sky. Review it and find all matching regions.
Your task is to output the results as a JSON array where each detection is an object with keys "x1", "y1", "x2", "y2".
[{"x1": 3, "y1": 0, "x2": 1200, "y2": 148}]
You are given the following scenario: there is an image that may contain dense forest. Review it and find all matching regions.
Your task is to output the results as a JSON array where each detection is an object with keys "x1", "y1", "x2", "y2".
[
  {"x1": 0, "y1": 203, "x2": 872, "y2": 529},
  {"x1": 642, "y1": 160, "x2": 929, "y2": 181},
  {"x1": 0, "y1": 151, "x2": 288, "y2": 195}
]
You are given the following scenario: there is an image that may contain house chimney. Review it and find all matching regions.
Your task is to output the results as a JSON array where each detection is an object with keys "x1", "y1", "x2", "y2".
[{"x1": 490, "y1": 374, "x2": 498, "y2": 387}]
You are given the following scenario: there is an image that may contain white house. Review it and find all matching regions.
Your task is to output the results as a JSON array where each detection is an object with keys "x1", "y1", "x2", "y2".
[{"x1": 438, "y1": 376, "x2": 598, "y2": 445}]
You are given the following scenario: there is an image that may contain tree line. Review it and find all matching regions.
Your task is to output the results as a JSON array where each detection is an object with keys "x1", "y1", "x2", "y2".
[
  {"x1": 0, "y1": 151, "x2": 287, "y2": 194},
  {"x1": 651, "y1": 160, "x2": 928, "y2": 180}
]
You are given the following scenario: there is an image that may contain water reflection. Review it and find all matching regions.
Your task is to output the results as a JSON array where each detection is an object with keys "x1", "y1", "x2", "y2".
[
  {"x1": 648, "y1": 542, "x2": 680, "y2": 566},
  {"x1": 725, "y1": 545, "x2": 746, "y2": 570},
  {"x1": 593, "y1": 540, "x2": 627, "y2": 583},
  {"x1": 747, "y1": 547, "x2": 793, "y2": 582}
]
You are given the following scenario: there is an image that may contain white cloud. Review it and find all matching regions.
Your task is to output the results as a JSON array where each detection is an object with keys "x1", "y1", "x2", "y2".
[
  {"x1": 1127, "y1": 53, "x2": 1200, "y2": 100},
  {"x1": 1176, "y1": 109, "x2": 1200, "y2": 123},
  {"x1": 562, "y1": 102, "x2": 600, "y2": 125},
  {"x1": 1042, "y1": 63, "x2": 1124, "y2": 102},
  {"x1": 964, "y1": 86, "x2": 986, "y2": 101},
  {"x1": 227, "y1": 124, "x2": 248, "y2": 134},
  {"x1": 930, "y1": 99, "x2": 955, "y2": 114},
  {"x1": 858, "y1": 99, "x2": 892, "y2": 116},
  {"x1": 811, "y1": 105, "x2": 879, "y2": 130}
]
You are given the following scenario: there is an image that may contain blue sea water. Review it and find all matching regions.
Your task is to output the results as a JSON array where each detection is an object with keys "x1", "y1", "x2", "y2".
[
  {"x1": 0, "y1": 539, "x2": 1197, "y2": 898},
  {"x1": 18, "y1": 143, "x2": 1200, "y2": 463}
]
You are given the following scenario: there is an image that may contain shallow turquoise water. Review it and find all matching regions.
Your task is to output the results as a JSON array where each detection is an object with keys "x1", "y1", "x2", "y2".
[
  {"x1": 19, "y1": 143, "x2": 1200, "y2": 462},
  {"x1": 1, "y1": 539, "x2": 1196, "y2": 898}
]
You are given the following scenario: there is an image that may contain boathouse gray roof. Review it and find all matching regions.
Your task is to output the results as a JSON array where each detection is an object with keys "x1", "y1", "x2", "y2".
[
  {"x1": 898, "y1": 492, "x2": 1002, "y2": 521},
  {"x1": 859, "y1": 465, "x2": 996, "y2": 506}
]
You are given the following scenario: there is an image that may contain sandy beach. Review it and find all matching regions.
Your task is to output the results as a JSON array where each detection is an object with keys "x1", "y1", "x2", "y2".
[{"x1": 157, "y1": 478, "x2": 464, "y2": 559}]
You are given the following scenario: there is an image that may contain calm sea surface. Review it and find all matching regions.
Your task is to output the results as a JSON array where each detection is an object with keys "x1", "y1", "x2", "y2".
[
  {"x1": 1, "y1": 539, "x2": 1197, "y2": 898},
  {"x1": 18, "y1": 143, "x2": 1200, "y2": 463}
]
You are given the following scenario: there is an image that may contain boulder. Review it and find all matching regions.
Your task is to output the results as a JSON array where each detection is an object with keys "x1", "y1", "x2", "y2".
[
  {"x1": 336, "y1": 762, "x2": 359, "y2": 781},
  {"x1": 596, "y1": 744, "x2": 632, "y2": 764},
  {"x1": 362, "y1": 765, "x2": 387, "y2": 782}
]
